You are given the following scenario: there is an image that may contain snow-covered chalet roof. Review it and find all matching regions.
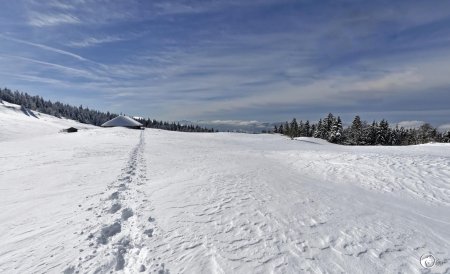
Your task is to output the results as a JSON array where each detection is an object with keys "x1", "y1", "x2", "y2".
[{"x1": 101, "y1": 115, "x2": 142, "y2": 127}]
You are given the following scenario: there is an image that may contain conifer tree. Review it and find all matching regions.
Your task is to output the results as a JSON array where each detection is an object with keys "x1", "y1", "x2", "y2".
[
  {"x1": 304, "y1": 120, "x2": 311, "y2": 137},
  {"x1": 349, "y1": 115, "x2": 363, "y2": 145},
  {"x1": 289, "y1": 118, "x2": 299, "y2": 139}
]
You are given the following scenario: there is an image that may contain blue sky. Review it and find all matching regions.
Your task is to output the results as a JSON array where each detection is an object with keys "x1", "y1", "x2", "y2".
[{"x1": 0, "y1": 0, "x2": 449, "y2": 126}]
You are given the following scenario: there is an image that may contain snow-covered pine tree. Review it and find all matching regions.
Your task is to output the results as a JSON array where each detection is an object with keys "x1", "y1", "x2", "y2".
[
  {"x1": 278, "y1": 124, "x2": 284, "y2": 135},
  {"x1": 289, "y1": 118, "x2": 299, "y2": 139},
  {"x1": 328, "y1": 116, "x2": 342, "y2": 143},
  {"x1": 335, "y1": 116, "x2": 343, "y2": 143},
  {"x1": 310, "y1": 124, "x2": 316, "y2": 137},
  {"x1": 313, "y1": 119, "x2": 323, "y2": 138},
  {"x1": 377, "y1": 119, "x2": 390, "y2": 145},
  {"x1": 363, "y1": 121, "x2": 377, "y2": 145},
  {"x1": 349, "y1": 115, "x2": 363, "y2": 145},
  {"x1": 284, "y1": 121, "x2": 290, "y2": 136},
  {"x1": 296, "y1": 120, "x2": 302, "y2": 136},
  {"x1": 418, "y1": 123, "x2": 436, "y2": 143},
  {"x1": 304, "y1": 120, "x2": 311, "y2": 137},
  {"x1": 443, "y1": 131, "x2": 450, "y2": 143}
]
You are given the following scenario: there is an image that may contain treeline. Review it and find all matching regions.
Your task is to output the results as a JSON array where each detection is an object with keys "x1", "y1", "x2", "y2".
[
  {"x1": 0, "y1": 88, "x2": 214, "y2": 133},
  {"x1": 275, "y1": 113, "x2": 450, "y2": 145},
  {"x1": 136, "y1": 118, "x2": 216, "y2": 133},
  {"x1": 0, "y1": 88, "x2": 116, "y2": 126}
]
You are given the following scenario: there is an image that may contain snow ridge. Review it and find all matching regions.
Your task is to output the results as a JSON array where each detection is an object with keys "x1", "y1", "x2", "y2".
[{"x1": 65, "y1": 131, "x2": 167, "y2": 273}]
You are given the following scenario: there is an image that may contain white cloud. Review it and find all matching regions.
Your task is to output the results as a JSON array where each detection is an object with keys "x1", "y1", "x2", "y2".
[
  {"x1": 0, "y1": 55, "x2": 111, "y2": 82},
  {"x1": 156, "y1": 45, "x2": 450, "y2": 119},
  {"x1": 0, "y1": 34, "x2": 89, "y2": 62},
  {"x1": 350, "y1": 70, "x2": 422, "y2": 92},
  {"x1": 0, "y1": 72, "x2": 67, "y2": 86},
  {"x1": 28, "y1": 12, "x2": 80, "y2": 27},
  {"x1": 67, "y1": 36, "x2": 127, "y2": 48},
  {"x1": 48, "y1": 0, "x2": 75, "y2": 10}
]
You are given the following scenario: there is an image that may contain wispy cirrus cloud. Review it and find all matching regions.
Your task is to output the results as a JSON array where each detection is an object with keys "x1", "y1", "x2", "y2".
[
  {"x1": 0, "y1": 34, "x2": 89, "y2": 61},
  {"x1": 28, "y1": 12, "x2": 80, "y2": 27},
  {"x1": 349, "y1": 70, "x2": 422, "y2": 93},
  {"x1": 0, "y1": 71, "x2": 68, "y2": 86},
  {"x1": 0, "y1": 55, "x2": 112, "y2": 83},
  {"x1": 47, "y1": 0, "x2": 75, "y2": 10},
  {"x1": 67, "y1": 36, "x2": 127, "y2": 48},
  {"x1": 149, "y1": 40, "x2": 450, "y2": 121}
]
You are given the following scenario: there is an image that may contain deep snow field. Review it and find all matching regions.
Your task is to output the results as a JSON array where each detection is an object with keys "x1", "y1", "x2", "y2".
[{"x1": 1, "y1": 101, "x2": 450, "y2": 274}]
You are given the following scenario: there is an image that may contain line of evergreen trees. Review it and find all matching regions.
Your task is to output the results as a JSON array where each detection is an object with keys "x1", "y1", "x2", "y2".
[
  {"x1": 274, "y1": 113, "x2": 450, "y2": 145},
  {"x1": 0, "y1": 88, "x2": 116, "y2": 126},
  {"x1": 0, "y1": 88, "x2": 214, "y2": 133},
  {"x1": 136, "y1": 118, "x2": 216, "y2": 133}
]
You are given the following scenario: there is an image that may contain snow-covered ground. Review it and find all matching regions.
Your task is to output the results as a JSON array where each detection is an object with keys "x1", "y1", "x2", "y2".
[
  {"x1": 0, "y1": 100, "x2": 96, "y2": 142},
  {"x1": 1, "y1": 102, "x2": 449, "y2": 273}
]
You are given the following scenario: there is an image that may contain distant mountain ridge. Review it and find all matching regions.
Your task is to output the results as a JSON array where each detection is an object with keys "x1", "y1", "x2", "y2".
[{"x1": 178, "y1": 120, "x2": 278, "y2": 133}]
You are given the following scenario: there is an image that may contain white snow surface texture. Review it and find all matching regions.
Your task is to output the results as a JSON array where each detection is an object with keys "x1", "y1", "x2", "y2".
[{"x1": 0, "y1": 101, "x2": 450, "y2": 274}]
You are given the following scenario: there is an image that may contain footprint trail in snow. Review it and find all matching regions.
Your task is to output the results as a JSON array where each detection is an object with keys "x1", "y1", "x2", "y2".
[{"x1": 65, "y1": 131, "x2": 168, "y2": 273}]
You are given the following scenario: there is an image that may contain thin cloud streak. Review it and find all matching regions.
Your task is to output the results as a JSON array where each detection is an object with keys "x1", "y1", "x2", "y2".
[
  {"x1": 0, "y1": 72, "x2": 68, "y2": 86},
  {"x1": 28, "y1": 12, "x2": 81, "y2": 27},
  {"x1": 67, "y1": 36, "x2": 128, "y2": 48},
  {"x1": 0, "y1": 55, "x2": 113, "y2": 83},
  {"x1": 0, "y1": 34, "x2": 89, "y2": 62}
]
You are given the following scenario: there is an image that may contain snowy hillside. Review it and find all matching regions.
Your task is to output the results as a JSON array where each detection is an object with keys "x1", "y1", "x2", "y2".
[
  {"x1": 0, "y1": 108, "x2": 449, "y2": 273},
  {"x1": 0, "y1": 100, "x2": 96, "y2": 142}
]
